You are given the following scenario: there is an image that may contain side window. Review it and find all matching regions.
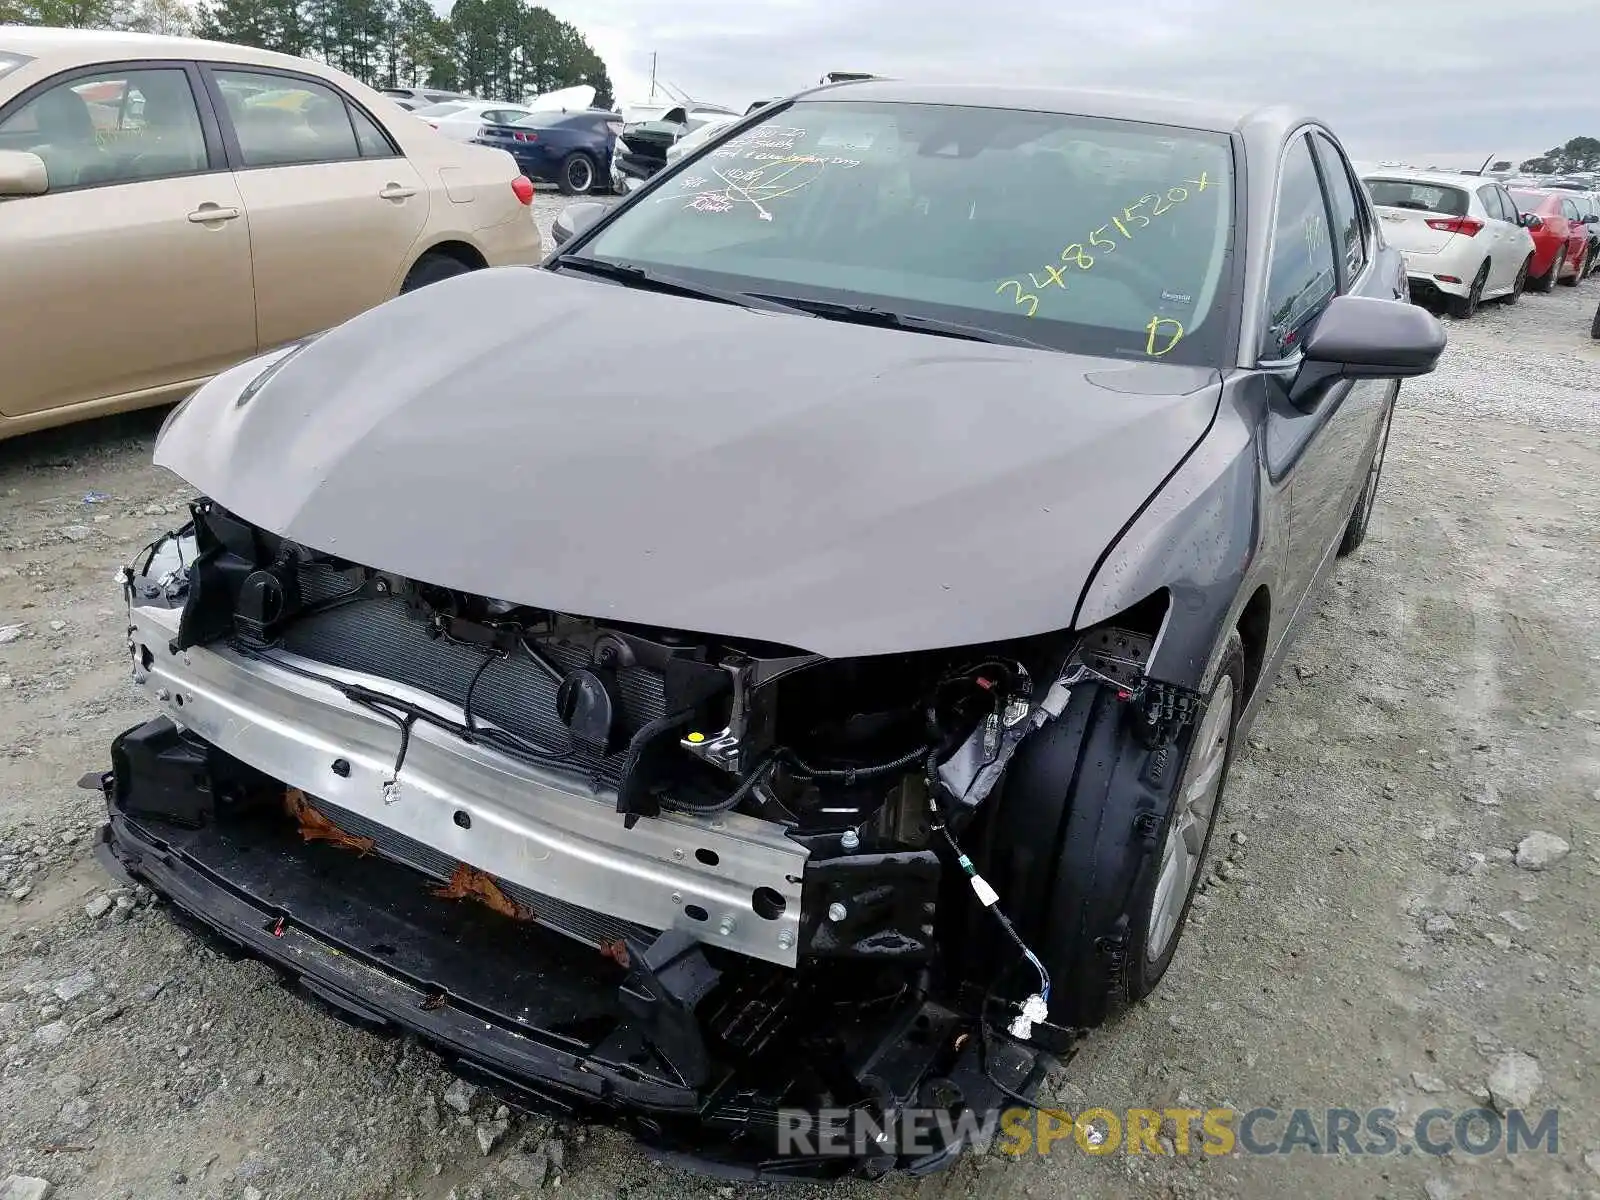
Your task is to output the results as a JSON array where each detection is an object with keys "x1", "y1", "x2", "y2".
[
  {"x1": 347, "y1": 103, "x2": 395, "y2": 158},
  {"x1": 1490, "y1": 187, "x2": 1515, "y2": 223},
  {"x1": 1309, "y1": 133, "x2": 1366, "y2": 284},
  {"x1": 0, "y1": 67, "x2": 206, "y2": 190},
  {"x1": 213, "y1": 69, "x2": 360, "y2": 167},
  {"x1": 1476, "y1": 186, "x2": 1504, "y2": 223},
  {"x1": 1261, "y1": 134, "x2": 1338, "y2": 360}
]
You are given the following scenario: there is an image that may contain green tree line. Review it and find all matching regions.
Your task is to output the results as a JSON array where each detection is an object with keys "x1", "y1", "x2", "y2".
[
  {"x1": 1518, "y1": 137, "x2": 1600, "y2": 174},
  {"x1": 2, "y1": 0, "x2": 615, "y2": 106}
]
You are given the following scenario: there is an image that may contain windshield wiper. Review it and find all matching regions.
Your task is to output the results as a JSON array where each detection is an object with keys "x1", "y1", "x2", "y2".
[
  {"x1": 553, "y1": 257, "x2": 806, "y2": 314},
  {"x1": 746, "y1": 295, "x2": 1052, "y2": 350}
]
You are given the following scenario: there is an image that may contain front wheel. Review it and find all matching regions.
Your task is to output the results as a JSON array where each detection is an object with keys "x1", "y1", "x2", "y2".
[
  {"x1": 559, "y1": 152, "x2": 597, "y2": 196},
  {"x1": 977, "y1": 633, "x2": 1245, "y2": 1029}
]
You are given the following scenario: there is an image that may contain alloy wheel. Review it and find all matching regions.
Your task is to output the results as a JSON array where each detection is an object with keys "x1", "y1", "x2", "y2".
[
  {"x1": 567, "y1": 156, "x2": 594, "y2": 193},
  {"x1": 1146, "y1": 674, "x2": 1235, "y2": 961}
]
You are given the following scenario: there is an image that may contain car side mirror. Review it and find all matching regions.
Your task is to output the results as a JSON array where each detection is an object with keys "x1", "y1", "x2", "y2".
[
  {"x1": 551, "y1": 200, "x2": 607, "y2": 247},
  {"x1": 1520, "y1": 212, "x2": 1543, "y2": 229},
  {"x1": 1287, "y1": 295, "x2": 1446, "y2": 410},
  {"x1": 0, "y1": 150, "x2": 48, "y2": 198}
]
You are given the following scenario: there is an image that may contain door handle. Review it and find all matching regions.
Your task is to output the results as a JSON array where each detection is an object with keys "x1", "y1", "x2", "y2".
[
  {"x1": 187, "y1": 204, "x2": 240, "y2": 223},
  {"x1": 378, "y1": 184, "x2": 417, "y2": 200}
]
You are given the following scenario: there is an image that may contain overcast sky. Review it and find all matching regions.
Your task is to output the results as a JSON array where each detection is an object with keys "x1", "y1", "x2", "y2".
[{"x1": 528, "y1": 0, "x2": 1580, "y2": 167}]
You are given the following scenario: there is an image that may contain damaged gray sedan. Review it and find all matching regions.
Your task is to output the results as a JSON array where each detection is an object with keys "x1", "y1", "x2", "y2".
[{"x1": 93, "y1": 80, "x2": 1445, "y2": 1177}]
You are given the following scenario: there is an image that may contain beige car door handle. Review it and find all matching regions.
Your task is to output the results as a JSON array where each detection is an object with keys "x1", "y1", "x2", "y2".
[
  {"x1": 187, "y1": 205, "x2": 240, "y2": 223},
  {"x1": 378, "y1": 184, "x2": 418, "y2": 200}
]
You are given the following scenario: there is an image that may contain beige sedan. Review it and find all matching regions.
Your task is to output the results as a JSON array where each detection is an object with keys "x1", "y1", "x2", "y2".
[{"x1": 0, "y1": 28, "x2": 543, "y2": 440}]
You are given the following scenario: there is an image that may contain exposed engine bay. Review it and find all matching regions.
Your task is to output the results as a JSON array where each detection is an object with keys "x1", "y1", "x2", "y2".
[{"x1": 95, "y1": 499, "x2": 1202, "y2": 1175}]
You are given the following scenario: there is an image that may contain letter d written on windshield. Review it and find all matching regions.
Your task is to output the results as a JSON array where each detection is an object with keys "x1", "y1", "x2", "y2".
[{"x1": 1145, "y1": 316, "x2": 1185, "y2": 356}]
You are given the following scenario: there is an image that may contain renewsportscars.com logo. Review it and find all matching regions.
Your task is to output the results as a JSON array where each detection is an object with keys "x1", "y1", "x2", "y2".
[{"x1": 773, "y1": 1105, "x2": 1562, "y2": 1159}]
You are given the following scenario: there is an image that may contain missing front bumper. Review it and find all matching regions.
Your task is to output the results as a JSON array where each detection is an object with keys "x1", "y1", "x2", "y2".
[
  {"x1": 126, "y1": 602, "x2": 806, "y2": 967},
  {"x1": 93, "y1": 718, "x2": 1050, "y2": 1177}
]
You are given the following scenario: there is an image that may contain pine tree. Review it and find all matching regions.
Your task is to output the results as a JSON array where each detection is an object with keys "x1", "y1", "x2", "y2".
[
  {"x1": 194, "y1": 0, "x2": 307, "y2": 56},
  {"x1": 120, "y1": 0, "x2": 192, "y2": 34},
  {"x1": 378, "y1": 0, "x2": 452, "y2": 89},
  {"x1": 26, "y1": 0, "x2": 121, "y2": 25}
]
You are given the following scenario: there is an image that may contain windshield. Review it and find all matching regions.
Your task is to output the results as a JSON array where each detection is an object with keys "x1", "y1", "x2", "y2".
[
  {"x1": 1509, "y1": 190, "x2": 1549, "y2": 212},
  {"x1": 415, "y1": 102, "x2": 468, "y2": 118},
  {"x1": 0, "y1": 51, "x2": 29, "y2": 83},
  {"x1": 572, "y1": 101, "x2": 1236, "y2": 365},
  {"x1": 1364, "y1": 179, "x2": 1467, "y2": 216}
]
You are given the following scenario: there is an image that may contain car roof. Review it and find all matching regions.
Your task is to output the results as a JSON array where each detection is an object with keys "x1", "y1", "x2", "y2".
[
  {"x1": 1360, "y1": 168, "x2": 1485, "y2": 189},
  {"x1": 0, "y1": 25, "x2": 337, "y2": 74},
  {"x1": 797, "y1": 78, "x2": 1301, "y2": 137}
]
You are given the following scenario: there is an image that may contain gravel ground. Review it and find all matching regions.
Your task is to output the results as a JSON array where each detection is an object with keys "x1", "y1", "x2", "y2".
[{"x1": 1, "y1": 232, "x2": 1597, "y2": 1200}]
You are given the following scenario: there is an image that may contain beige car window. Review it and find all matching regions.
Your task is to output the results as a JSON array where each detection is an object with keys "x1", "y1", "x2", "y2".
[
  {"x1": 0, "y1": 68, "x2": 206, "y2": 191},
  {"x1": 216, "y1": 70, "x2": 361, "y2": 167},
  {"x1": 348, "y1": 104, "x2": 395, "y2": 158}
]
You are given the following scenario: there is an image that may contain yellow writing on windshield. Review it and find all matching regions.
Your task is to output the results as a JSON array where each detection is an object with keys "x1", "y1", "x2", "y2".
[
  {"x1": 995, "y1": 279, "x2": 1038, "y2": 317},
  {"x1": 993, "y1": 173, "x2": 1213, "y2": 320},
  {"x1": 1145, "y1": 316, "x2": 1185, "y2": 357}
]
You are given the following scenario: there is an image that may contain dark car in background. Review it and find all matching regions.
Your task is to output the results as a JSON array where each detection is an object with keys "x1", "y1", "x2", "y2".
[{"x1": 474, "y1": 107, "x2": 622, "y2": 194}]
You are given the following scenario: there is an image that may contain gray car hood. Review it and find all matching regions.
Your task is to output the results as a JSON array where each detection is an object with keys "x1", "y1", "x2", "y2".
[{"x1": 157, "y1": 267, "x2": 1221, "y2": 657}]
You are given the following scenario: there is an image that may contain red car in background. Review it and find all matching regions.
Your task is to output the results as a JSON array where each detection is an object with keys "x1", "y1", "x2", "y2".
[{"x1": 1509, "y1": 188, "x2": 1592, "y2": 290}]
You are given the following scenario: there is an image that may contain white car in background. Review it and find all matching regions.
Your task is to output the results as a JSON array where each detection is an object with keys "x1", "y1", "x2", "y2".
[
  {"x1": 414, "y1": 99, "x2": 535, "y2": 141},
  {"x1": 1363, "y1": 169, "x2": 1535, "y2": 318},
  {"x1": 664, "y1": 112, "x2": 737, "y2": 166}
]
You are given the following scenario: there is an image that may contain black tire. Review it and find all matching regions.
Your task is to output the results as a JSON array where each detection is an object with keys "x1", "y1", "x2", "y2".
[
  {"x1": 559, "y1": 151, "x2": 597, "y2": 196},
  {"x1": 1447, "y1": 260, "x2": 1489, "y2": 318},
  {"x1": 1560, "y1": 244, "x2": 1585, "y2": 285},
  {"x1": 974, "y1": 633, "x2": 1245, "y2": 1029},
  {"x1": 1533, "y1": 248, "x2": 1561, "y2": 293},
  {"x1": 1337, "y1": 384, "x2": 1396, "y2": 557},
  {"x1": 400, "y1": 253, "x2": 471, "y2": 294},
  {"x1": 1503, "y1": 256, "x2": 1530, "y2": 305}
]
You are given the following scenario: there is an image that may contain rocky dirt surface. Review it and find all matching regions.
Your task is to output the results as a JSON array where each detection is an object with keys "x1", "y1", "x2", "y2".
[{"x1": 1, "y1": 237, "x2": 1597, "y2": 1200}]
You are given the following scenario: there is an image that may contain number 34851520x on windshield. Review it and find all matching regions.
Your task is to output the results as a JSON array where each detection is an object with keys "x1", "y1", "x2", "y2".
[{"x1": 994, "y1": 174, "x2": 1214, "y2": 328}]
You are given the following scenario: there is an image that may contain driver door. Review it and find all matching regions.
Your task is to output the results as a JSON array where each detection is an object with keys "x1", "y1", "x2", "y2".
[{"x1": 1258, "y1": 131, "x2": 1389, "y2": 612}]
